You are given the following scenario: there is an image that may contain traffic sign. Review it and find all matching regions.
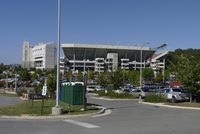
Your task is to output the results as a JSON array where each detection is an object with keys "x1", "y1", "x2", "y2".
[{"x1": 42, "y1": 85, "x2": 47, "y2": 96}]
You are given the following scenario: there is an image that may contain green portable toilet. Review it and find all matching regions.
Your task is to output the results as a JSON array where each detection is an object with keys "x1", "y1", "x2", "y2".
[{"x1": 61, "y1": 84, "x2": 84, "y2": 105}]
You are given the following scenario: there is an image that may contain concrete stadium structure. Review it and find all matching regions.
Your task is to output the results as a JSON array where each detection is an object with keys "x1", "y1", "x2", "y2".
[{"x1": 61, "y1": 43, "x2": 158, "y2": 73}]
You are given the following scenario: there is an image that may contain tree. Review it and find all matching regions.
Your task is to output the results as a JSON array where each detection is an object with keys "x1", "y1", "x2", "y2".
[
  {"x1": 99, "y1": 72, "x2": 109, "y2": 87},
  {"x1": 36, "y1": 69, "x2": 43, "y2": 77},
  {"x1": 0, "y1": 63, "x2": 6, "y2": 74},
  {"x1": 18, "y1": 69, "x2": 31, "y2": 81},
  {"x1": 77, "y1": 72, "x2": 83, "y2": 82},
  {"x1": 142, "y1": 68, "x2": 154, "y2": 83},
  {"x1": 31, "y1": 72, "x2": 38, "y2": 81},
  {"x1": 126, "y1": 70, "x2": 139, "y2": 86},
  {"x1": 34, "y1": 83, "x2": 43, "y2": 94},
  {"x1": 47, "y1": 74, "x2": 56, "y2": 98},
  {"x1": 108, "y1": 70, "x2": 123, "y2": 90},
  {"x1": 155, "y1": 73, "x2": 163, "y2": 83},
  {"x1": 169, "y1": 55, "x2": 200, "y2": 102},
  {"x1": 88, "y1": 71, "x2": 95, "y2": 80}
]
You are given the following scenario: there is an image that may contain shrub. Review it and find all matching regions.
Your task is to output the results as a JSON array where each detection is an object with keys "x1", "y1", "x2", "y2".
[
  {"x1": 144, "y1": 94, "x2": 166, "y2": 103},
  {"x1": 16, "y1": 87, "x2": 27, "y2": 96},
  {"x1": 95, "y1": 90, "x2": 136, "y2": 99}
]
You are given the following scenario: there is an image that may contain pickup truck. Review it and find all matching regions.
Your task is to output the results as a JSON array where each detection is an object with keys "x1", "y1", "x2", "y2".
[{"x1": 160, "y1": 88, "x2": 189, "y2": 103}]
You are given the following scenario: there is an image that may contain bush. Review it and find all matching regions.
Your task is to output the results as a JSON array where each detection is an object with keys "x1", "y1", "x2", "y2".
[
  {"x1": 95, "y1": 90, "x2": 136, "y2": 99},
  {"x1": 144, "y1": 94, "x2": 166, "y2": 103},
  {"x1": 16, "y1": 87, "x2": 27, "y2": 96}
]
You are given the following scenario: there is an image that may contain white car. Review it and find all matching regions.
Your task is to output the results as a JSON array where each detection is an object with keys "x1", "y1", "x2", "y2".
[{"x1": 87, "y1": 86, "x2": 95, "y2": 92}]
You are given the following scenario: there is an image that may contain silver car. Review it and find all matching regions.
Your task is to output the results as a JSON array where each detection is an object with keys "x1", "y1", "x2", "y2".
[
  {"x1": 131, "y1": 89, "x2": 146, "y2": 98},
  {"x1": 161, "y1": 88, "x2": 189, "y2": 103}
]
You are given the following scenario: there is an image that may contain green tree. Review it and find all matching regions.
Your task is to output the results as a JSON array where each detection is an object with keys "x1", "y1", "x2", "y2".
[
  {"x1": 0, "y1": 63, "x2": 6, "y2": 74},
  {"x1": 109, "y1": 70, "x2": 123, "y2": 90},
  {"x1": 126, "y1": 70, "x2": 139, "y2": 86},
  {"x1": 18, "y1": 69, "x2": 31, "y2": 81},
  {"x1": 169, "y1": 55, "x2": 200, "y2": 102},
  {"x1": 88, "y1": 71, "x2": 95, "y2": 80},
  {"x1": 34, "y1": 83, "x2": 43, "y2": 94},
  {"x1": 47, "y1": 75, "x2": 56, "y2": 98},
  {"x1": 99, "y1": 72, "x2": 109, "y2": 87},
  {"x1": 77, "y1": 72, "x2": 83, "y2": 82},
  {"x1": 155, "y1": 73, "x2": 163, "y2": 83},
  {"x1": 36, "y1": 69, "x2": 43, "y2": 77},
  {"x1": 31, "y1": 72, "x2": 38, "y2": 81},
  {"x1": 142, "y1": 68, "x2": 154, "y2": 83}
]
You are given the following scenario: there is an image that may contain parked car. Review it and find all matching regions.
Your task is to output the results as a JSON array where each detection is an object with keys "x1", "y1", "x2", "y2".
[
  {"x1": 95, "y1": 85, "x2": 103, "y2": 91},
  {"x1": 130, "y1": 89, "x2": 146, "y2": 98},
  {"x1": 86, "y1": 85, "x2": 95, "y2": 92},
  {"x1": 161, "y1": 88, "x2": 189, "y2": 103}
]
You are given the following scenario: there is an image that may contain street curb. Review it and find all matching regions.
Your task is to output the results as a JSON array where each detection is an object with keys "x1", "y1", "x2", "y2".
[
  {"x1": 91, "y1": 96, "x2": 139, "y2": 101},
  {"x1": 0, "y1": 106, "x2": 106, "y2": 120},
  {"x1": 139, "y1": 101, "x2": 200, "y2": 110}
]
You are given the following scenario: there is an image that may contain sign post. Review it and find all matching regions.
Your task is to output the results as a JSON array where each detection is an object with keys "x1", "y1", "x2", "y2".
[{"x1": 41, "y1": 83, "x2": 47, "y2": 115}]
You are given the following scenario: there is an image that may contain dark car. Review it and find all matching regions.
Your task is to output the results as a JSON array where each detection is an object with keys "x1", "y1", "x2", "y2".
[{"x1": 29, "y1": 93, "x2": 43, "y2": 100}]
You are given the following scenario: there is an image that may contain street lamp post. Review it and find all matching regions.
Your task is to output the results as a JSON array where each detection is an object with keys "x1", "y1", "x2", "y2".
[
  {"x1": 139, "y1": 47, "x2": 143, "y2": 89},
  {"x1": 56, "y1": 0, "x2": 61, "y2": 108},
  {"x1": 52, "y1": 0, "x2": 63, "y2": 115}
]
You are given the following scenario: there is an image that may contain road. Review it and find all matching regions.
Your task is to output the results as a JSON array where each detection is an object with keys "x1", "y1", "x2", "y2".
[
  {"x1": 0, "y1": 95, "x2": 22, "y2": 107},
  {"x1": 0, "y1": 94, "x2": 200, "y2": 134}
]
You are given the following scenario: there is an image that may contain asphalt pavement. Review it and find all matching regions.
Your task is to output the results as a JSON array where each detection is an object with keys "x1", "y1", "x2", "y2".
[
  {"x1": 0, "y1": 95, "x2": 22, "y2": 107},
  {"x1": 0, "y1": 94, "x2": 200, "y2": 134}
]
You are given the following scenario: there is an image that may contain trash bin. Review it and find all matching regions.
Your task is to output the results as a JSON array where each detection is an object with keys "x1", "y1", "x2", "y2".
[{"x1": 61, "y1": 84, "x2": 84, "y2": 105}]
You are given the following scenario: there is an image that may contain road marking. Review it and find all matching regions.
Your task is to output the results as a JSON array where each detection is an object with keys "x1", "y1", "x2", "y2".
[
  {"x1": 64, "y1": 119, "x2": 100, "y2": 128},
  {"x1": 92, "y1": 109, "x2": 112, "y2": 118}
]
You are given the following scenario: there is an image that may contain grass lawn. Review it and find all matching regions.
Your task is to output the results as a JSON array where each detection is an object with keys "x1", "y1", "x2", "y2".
[
  {"x1": 0, "y1": 93, "x2": 18, "y2": 97},
  {"x1": 0, "y1": 99, "x2": 100, "y2": 116}
]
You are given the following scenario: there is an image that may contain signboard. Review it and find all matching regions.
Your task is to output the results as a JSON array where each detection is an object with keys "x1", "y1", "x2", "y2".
[{"x1": 42, "y1": 85, "x2": 47, "y2": 96}]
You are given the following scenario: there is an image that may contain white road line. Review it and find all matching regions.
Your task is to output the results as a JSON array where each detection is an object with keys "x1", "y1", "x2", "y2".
[{"x1": 64, "y1": 119, "x2": 100, "y2": 128}]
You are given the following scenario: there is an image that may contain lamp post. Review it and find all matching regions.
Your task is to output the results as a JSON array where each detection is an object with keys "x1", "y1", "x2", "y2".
[
  {"x1": 56, "y1": 0, "x2": 61, "y2": 108},
  {"x1": 52, "y1": 0, "x2": 63, "y2": 115},
  {"x1": 139, "y1": 47, "x2": 143, "y2": 89},
  {"x1": 139, "y1": 43, "x2": 148, "y2": 89}
]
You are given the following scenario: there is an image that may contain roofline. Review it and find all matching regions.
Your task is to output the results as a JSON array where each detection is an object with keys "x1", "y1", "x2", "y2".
[
  {"x1": 61, "y1": 43, "x2": 155, "y2": 51},
  {"x1": 152, "y1": 51, "x2": 169, "y2": 60}
]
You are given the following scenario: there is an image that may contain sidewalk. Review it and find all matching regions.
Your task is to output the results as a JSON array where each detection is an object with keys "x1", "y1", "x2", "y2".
[{"x1": 139, "y1": 101, "x2": 200, "y2": 110}]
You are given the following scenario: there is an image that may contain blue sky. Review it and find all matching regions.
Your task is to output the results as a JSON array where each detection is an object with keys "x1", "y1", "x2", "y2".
[{"x1": 1, "y1": 0, "x2": 200, "y2": 64}]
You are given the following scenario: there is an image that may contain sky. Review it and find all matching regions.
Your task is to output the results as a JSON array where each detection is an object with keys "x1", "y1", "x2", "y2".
[{"x1": 0, "y1": 0, "x2": 200, "y2": 65}]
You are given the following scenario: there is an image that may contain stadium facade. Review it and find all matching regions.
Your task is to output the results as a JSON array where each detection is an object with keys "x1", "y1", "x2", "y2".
[{"x1": 61, "y1": 43, "x2": 166, "y2": 75}]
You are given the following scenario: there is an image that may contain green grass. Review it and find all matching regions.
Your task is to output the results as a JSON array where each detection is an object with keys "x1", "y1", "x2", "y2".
[
  {"x1": 144, "y1": 94, "x2": 167, "y2": 103},
  {"x1": 0, "y1": 99, "x2": 99, "y2": 116},
  {"x1": 95, "y1": 90, "x2": 136, "y2": 99},
  {"x1": 0, "y1": 93, "x2": 18, "y2": 97}
]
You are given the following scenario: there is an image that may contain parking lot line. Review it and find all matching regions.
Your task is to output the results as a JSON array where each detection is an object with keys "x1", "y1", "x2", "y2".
[{"x1": 63, "y1": 119, "x2": 100, "y2": 128}]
